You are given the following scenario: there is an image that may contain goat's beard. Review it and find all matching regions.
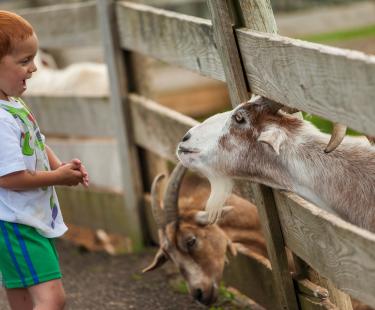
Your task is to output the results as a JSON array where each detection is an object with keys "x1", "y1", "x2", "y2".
[{"x1": 205, "y1": 176, "x2": 233, "y2": 223}]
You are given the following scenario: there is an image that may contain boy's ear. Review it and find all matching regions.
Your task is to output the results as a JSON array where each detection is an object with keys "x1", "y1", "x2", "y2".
[{"x1": 257, "y1": 126, "x2": 287, "y2": 155}]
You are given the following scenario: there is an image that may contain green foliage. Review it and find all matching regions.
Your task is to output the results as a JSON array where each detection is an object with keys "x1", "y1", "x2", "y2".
[{"x1": 303, "y1": 112, "x2": 360, "y2": 136}]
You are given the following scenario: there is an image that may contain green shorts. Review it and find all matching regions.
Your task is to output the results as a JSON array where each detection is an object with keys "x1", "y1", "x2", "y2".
[{"x1": 0, "y1": 220, "x2": 62, "y2": 289}]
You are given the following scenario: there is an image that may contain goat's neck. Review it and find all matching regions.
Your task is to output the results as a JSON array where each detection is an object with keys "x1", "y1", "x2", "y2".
[{"x1": 277, "y1": 126, "x2": 375, "y2": 229}]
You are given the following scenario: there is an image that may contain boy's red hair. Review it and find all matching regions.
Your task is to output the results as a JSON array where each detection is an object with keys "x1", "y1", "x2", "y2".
[{"x1": 0, "y1": 10, "x2": 34, "y2": 59}]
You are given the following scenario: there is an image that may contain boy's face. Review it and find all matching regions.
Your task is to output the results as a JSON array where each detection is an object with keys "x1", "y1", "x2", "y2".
[{"x1": 0, "y1": 33, "x2": 38, "y2": 100}]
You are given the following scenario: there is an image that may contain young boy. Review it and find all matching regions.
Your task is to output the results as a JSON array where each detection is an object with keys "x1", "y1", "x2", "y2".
[{"x1": 0, "y1": 10, "x2": 89, "y2": 310}]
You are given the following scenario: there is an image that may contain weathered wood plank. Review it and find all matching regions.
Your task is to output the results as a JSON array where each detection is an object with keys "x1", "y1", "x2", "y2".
[
  {"x1": 97, "y1": 0, "x2": 145, "y2": 251},
  {"x1": 206, "y1": 0, "x2": 249, "y2": 104},
  {"x1": 47, "y1": 137, "x2": 122, "y2": 190},
  {"x1": 25, "y1": 96, "x2": 114, "y2": 137},
  {"x1": 116, "y1": 1, "x2": 225, "y2": 81},
  {"x1": 237, "y1": 0, "x2": 277, "y2": 33},
  {"x1": 57, "y1": 187, "x2": 129, "y2": 235},
  {"x1": 224, "y1": 251, "x2": 276, "y2": 309},
  {"x1": 18, "y1": 1, "x2": 100, "y2": 48},
  {"x1": 274, "y1": 190, "x2": 375, "y2": 307},
  {"x1": 130, "y1": 94, "x2": 198, "y2": 162},
  {"x1": 236, "y1": 29, "x2": 375, "y2": 136}
]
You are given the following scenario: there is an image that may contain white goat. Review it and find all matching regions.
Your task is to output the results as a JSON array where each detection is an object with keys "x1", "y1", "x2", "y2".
[
  {"x1": 25, "y1": 50, "x2": 109, "y2": 97},
  {"x1": 177, "y1": 96, "x2": 375, "y2": 231}
]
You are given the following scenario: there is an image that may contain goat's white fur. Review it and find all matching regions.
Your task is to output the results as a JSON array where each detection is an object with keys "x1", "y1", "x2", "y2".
[{"x1": 25, "y1": 50, "x2": 108, "y2": 97}]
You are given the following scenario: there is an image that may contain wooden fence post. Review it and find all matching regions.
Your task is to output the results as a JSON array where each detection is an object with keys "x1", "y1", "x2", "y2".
[
  {"x1": 96, "y1": 0, "x2": 145, "y2": 251},
  {"x1": 206, "y1": 0, "x2": 299, "y2": 308},
  {"x1": 236, "y1": 2, "x2": 353, "y2": 308}
]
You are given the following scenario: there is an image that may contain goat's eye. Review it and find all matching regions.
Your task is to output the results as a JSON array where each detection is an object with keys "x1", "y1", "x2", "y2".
[
  {"x1": 186, "y1": 236, "x2": 196, "y2": 249},
  {"x1": 233, "y1": 113, "x2": 245, "y2": 124}
]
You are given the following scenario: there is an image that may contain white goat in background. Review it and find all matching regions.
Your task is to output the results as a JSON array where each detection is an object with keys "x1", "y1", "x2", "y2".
[
  {"x1": 177, "y1": 96, "x2": 375, "y2": 231},
  {"x1": 25, "y1": 50, "x2": 108, "y2": 97}
]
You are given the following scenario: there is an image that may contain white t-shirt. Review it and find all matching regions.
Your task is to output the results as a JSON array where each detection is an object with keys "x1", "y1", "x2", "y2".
[{"x1": 0, "y1": 97, "x2": 67, "y2": 238}]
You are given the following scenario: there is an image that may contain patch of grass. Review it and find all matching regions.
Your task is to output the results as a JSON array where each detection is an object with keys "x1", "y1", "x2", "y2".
[
  {"x1": 131, "y1": 273, "x2": 143, "y2": 281},
  {"x1": 300, "y1": 25, "x2": 375, "y2": 43},
  {"x1": 171, "y1": 279, "x2": 189, "y2": 294}
]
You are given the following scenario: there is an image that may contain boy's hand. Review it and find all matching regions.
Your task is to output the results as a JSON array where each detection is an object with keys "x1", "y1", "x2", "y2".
[
  {"x1": 56, "y1": 160, "x2": 84, "y2": 186},
  {"x1": 64, "y1": 158, "x2": 89, "y2": 188}
]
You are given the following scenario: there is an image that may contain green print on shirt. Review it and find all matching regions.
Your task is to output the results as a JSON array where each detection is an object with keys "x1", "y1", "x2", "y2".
[{"x1": 0, "y1": 102, "x2": 45, "y2": 156}]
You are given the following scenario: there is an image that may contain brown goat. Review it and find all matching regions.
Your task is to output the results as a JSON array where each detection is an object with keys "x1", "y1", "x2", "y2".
[
  {"x1": 143, "y1": 163, "x2": 267, "y2": 305},
  {"x1": 144, "y1": 163, "x2": 373, "y2": 309}
]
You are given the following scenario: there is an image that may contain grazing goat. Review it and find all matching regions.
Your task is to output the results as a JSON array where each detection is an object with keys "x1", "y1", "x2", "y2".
[
  {"x1": 144, "y1": 164, "x2": 373, "y2": 310},
  {"x1": 177, "y1": 96, "x2": 375, "y2": 231},
  {"x1": 25, "y1": 50, "x2": 108, "y2": 97},
  {"x1": 143, "y1": 163, "x2": 267, "y2": 305}
]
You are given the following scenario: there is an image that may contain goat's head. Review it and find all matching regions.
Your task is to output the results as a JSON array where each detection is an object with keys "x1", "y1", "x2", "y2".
[
  {"x1": 177, "y1": 96, "x2": 303, "y2": 180},
  {"x1": 143, "y1": 163, "x2": 237, "y2": 306}
]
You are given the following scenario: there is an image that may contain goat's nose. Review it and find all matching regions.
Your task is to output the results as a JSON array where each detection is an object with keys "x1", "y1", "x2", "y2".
[
  {"x1": 193, "y1": 288, "x2": 203, "y2": 302},
  {"x1": 182, "y1": 132, "x2": 191, "y2": 142}
]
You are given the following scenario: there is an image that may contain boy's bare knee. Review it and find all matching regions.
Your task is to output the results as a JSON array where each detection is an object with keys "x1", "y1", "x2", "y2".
[
  {"x1": 33, "y1": 290, "x2": 66, "y2": 310},
  {"x1": 29, "y1": 279, "x2": 66, "y2": 310}
]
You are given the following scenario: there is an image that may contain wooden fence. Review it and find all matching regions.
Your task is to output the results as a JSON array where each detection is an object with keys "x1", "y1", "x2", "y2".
[{"x1": 9, "y1": 0, "x2": 375, "y2": 308}]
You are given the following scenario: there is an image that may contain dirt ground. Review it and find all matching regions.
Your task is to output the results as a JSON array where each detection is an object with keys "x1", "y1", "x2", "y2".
[{"x1": 0, "y1": 239, "x2": 259, "y2": 310}]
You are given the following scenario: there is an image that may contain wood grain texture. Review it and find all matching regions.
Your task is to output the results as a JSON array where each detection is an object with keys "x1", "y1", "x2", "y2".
[
  {"x1": 274, "y1": 190, "x2": 375, "y2": 307},
  {"x1": 237, "y1": 0, "x2": 277, "y2": 33},
  {"x1": 129, "y1": 94, "x2": 198, "y2": 162},
  {"x1": 236, "y1": 28, "x2": 375, "y2": 135},
  {"x1": 25, "y1": 96, "x2": 114, "y2": 138},
  {"x1": 251, "y1": 184, "x2": 299, "y2": 309},
  {"x1": 18, "y1": 1, "x2": 100, "y2": 48},
  {"x1": 116, "y1": 1, "x2": 225, "y2": 81},
  {"x1": 206, "y1": 0, "x2": 249, "y2": 104},
  {"x1": 57, "y1": 187, "x2": 131, "y2": 236}
]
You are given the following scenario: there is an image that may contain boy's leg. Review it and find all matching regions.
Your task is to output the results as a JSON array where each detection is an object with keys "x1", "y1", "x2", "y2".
[
  {"x1": 5, "y1": 287, "x2": 33, "y2": 310},
  {"x1": 28, "y1": 278, "x2": 66, "y2": 310},
  {"x1": 0, "y1": 222, "x2": 64, "y2": 309}
]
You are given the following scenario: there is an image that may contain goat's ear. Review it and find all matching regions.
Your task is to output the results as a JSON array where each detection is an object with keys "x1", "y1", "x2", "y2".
[
  {"x1": 142, "y1": 248, "x2": 168, "y2": 273},
  {"x1": 195, "y1": 206, "x2": 233, "y2": 225},
  {"x1": 257, "y1": 126, "x2": 287, "y2": 155}
]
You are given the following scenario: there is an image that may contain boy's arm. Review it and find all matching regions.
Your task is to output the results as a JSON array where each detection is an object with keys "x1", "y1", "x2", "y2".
[
  {"x1": 0, "y1": 162, "x2": 83, "y2": 191},
  {"x1": 45, "y1": 145, "x2": 62, "y2": 170}
]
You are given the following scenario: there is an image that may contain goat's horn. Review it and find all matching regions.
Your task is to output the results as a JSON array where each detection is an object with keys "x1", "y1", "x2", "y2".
[
  {"x1": 151, "y1": 174, "x2": 166, "y2": 229},
  {"x1": 262, "y1": 97, "x2": 283, "y2": 114},
  {"x1": 163, "y1": 162, "x2": 187, "y2": 225},
  {"x1": 324, "y1": 122, "x2": 347, "y2": 153}
]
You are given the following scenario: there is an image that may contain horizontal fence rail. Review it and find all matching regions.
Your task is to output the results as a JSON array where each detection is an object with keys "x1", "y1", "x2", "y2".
[
  {"x1": 275, "y1": 191, "x2": 375, "y2": 306},
  {"x1": 236, "y1": 29, "x2": 375, "y2": 136},
  {"x1": 18, "y1": 1, "x2": 99, "y2": 48},
  {"x1": 117, "y1": 2, "x2": 225, "y2": 81},
  {"x1": 26, "y1": 96, "x2": 114, "y2": 137}
]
